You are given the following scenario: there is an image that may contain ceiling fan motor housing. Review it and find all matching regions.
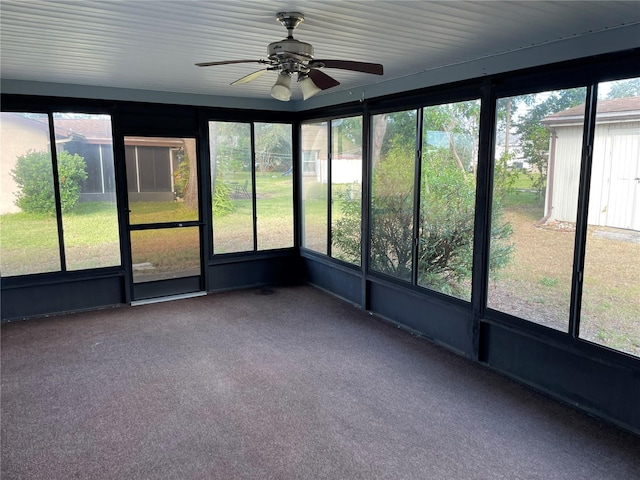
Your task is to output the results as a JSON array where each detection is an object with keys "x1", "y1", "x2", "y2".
[
  {"x1": 268, "y1": 39, "x2": 314, "y2": 60},
  {"x1": 195, "y1": 11, "x2": 383, "y2": 100}
]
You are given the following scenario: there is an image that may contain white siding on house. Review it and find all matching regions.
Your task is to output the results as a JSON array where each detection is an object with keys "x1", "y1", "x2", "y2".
[
  {"x1": 317, "y1": 158, "x2": 362, "y2": 184},
  {"x1": 301, "y1": 124, "x2": 327, "y2": 180},
  {"x1": 547, "y1": 121, "x2": 640, "y2": 231},
  {"x1": 546, "y1": 125, "x2": 583, "y2": 225},
  {"x1": 589, "y1": 123, "x2": 640, "y2": 230}
]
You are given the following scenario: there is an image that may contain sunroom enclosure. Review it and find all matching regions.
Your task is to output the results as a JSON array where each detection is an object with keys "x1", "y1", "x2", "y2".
[{"x1": 1, "y1": 50, "x2": 639, "y2": 434}]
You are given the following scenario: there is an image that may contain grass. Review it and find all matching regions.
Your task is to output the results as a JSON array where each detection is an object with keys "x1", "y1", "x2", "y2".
[
  {"x1": 1, "y1": 171, "x2": 637, "y2": 357},
  {"x1": 0, "y1": 202, "x2": 121, "y2": 274},
  {"x1": 488, "y1": 202, "x2": 640, "y2": 357},
  {"x1": 539, "y1": 276, "x2": 559, "y2": 287},
  {"x1": 511, "y1": 171, "x2": 538, "y2": 190},
  {"x1": 213, "y1": 172, "x2": 294, "y2": 253}
]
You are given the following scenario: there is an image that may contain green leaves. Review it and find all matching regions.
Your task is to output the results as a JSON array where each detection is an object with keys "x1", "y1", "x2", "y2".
[
  {"x1": 10, "y1": 149, "x2": 87, "y2": 215},
  {"x1": 333, "y1": 101, "x2": 514, "y2": 299},
  {"x1": 212, "y1": 182, "x2": 233, "y2": 216}
]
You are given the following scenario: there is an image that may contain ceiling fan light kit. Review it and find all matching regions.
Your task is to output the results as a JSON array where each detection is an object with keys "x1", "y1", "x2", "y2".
[
  {"x1": 298, "y1": 74, "x2": 322, "y2": 100},
  {"x1": 196, "y1": 12, "x2": 383, "y2": 101},
  {"x1": 270, "y1": 71, "x2": 292, "y2": 101}
]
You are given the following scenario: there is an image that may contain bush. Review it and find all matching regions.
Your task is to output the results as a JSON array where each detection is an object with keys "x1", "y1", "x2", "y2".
[
  {"x1": 213, "y1": 182, "x2": 233, "y2": 216},
  {"x1": 333, "y1": 139, "x2": 514, "y2": 298},
  {"x1": 11, "y1": 149, "x2": 87, "y2": 215}
]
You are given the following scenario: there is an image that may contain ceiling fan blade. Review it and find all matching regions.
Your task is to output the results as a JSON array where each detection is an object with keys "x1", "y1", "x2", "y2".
[
  {"x1": 196, "y1": 59, "x2": 267, "y2": 67},
  {"x1": 230, "y1": 69, "x2": 270, "y2": 86},
  {"x1": 309, "y1": 60, "x2": 384, "y2": 75},
  {"x1": 308, "y1": 69, "x2": 340, "y2": 90}
]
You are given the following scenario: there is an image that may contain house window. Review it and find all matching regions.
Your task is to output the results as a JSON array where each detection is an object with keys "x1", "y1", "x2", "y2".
[
  {"x1": 53, "y1": 113, "x2": 120, "y2": 270},
  {"x1": 301, "y1": 117, "x2": 363, "y2": 265},
  {"x1": 0, "y1": 112, "x2": 121, "y2": 276},
  {"x1": 63, "y1": 142, "x2": 116, "y2": 196},
  {"x1": 369, "y1": 110, "x2": 418, "y2": 281},
  {"x1": 254, "y1": 123, "x2": 294, "y2": 250},
  {"x1": 487, "y1": 88, "x2": 587, "y2": 331},
  {"x1": 209, "y1": 121, "x2": 294, "y2": 255},
  {"x1": 418, "y1": 100, "x2": 481, "y2": 300},
  {"x1": 331, "y1": 116, "x2": 363, "y2": 265},
  {"x1": 209, "y1": 121, "x2": 254, "y2": 254},
  {"x1": 302, "y1": 150, "x2": 318, "y2": 174},
  {"x1": 136, "y1": 146, "x2": 172, "y2": 192},
  {"x1": 368, "y1": 101, "x2": 483, "y2": 299},
  {"x1": 0, "y1": 112, "x2": 61, "y2": 276},
  {"x1": 580, "y1": 77, "x2": 640, "y2": 357},
  {"x1": 301, "y1": 121, "x2": 329, "y2": 254}
]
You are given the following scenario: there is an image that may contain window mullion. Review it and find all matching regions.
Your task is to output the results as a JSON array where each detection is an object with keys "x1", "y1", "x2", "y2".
[
  {"x1": 569, "y1": 83, "x2": 598, "y2": 339},
  {"x1": 327, "y1": 122, "x2": 332, "y2": 257},
  {"x1": 48, "y1": 114, "x2": 67, "y2": 272},
  {"x1": 411, "y1": 109, "x2": 423, "y2": 286},
  {"x1": 250, "y1": 123, "x2": 258, "y2": 252}
]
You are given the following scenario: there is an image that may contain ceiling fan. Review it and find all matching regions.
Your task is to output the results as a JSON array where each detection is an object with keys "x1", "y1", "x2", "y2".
[{"x1": 196, "y1": 12, "x2": 384, "y2": 101}]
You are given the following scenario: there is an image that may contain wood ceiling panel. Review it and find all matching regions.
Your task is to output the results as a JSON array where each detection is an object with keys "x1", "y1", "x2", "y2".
[{"x1": 1, "y1": 1, "x2": 638, "y2": 101}]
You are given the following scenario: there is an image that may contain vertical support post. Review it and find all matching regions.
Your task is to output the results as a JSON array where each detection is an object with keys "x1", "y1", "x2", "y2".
[
  {"x1": 471, "y1": 79, "x2": 497, "y2": 361},
  {"x1": 569, "y1": 84, "x2": 598, "y2": 339},
  {"x1": 361, "y1": 106, "x2": 372, "y2": 311},
  {"x1": 292, "y1": 120, "x2": 302, "y2": 253},
  {"x1": 111, "y1": 105, "x2": 133, "y2": 304},
  {"x1": 250, "y1": 122, "x2": 258, "y2": 252},
  {"x1": 411, "y1": 108, "x2": 423, "y2": 286},
  {"x1": 327, "y1": 121, "x2": 333, "y2": 257},
  {"x1": 48, "y1": 113, "x2": 67, "y2": 272}
]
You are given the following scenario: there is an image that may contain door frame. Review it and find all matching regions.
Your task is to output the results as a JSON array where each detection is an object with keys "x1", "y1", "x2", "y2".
[{"x1": 121, "y1": 134, "x2": 206, "y2": 302}]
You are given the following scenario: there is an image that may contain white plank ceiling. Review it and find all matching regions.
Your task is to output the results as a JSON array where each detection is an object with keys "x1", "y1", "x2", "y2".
[{"x1": 1, "y1": 1, "x2": 639, "y2": 102}]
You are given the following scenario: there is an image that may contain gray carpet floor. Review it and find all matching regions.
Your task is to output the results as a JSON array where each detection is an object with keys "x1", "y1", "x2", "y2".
[{"x1": 2, "y1": 285, "x2": 639, "y2": 479}]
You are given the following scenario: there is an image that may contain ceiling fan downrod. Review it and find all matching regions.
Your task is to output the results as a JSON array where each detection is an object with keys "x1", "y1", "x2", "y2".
[
  {"x1": 276, "y1": 12, "x2": 305, "y2": 38},
  {"x1": 268, "y1": 12, "x2": 314, "y2": 64}
]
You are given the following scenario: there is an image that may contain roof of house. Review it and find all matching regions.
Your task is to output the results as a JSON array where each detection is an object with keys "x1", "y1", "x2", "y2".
[
  {"x1": 54, "y1": 118, "x2": 112, "y2": 143},
  {"x1": 543, "y1": 97, "x2": 640, "y2": 126},
  {"x1": 1, "y1": 112, "x2": 72, "y2": 137},
  {"x1": 4, "y1": 114, "x2": 184, "y2": 147}
]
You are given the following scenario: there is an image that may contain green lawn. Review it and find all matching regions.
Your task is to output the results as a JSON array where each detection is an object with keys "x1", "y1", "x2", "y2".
[
  {"x1": 1, "y1": 202, "x2": 121, "y2": 275},
  {"x1": 502, "y1": 171, "x2": 543, "y2": 210},
  {"x1": 1, "y1": 172, "x2": 637, "y2": 357}
]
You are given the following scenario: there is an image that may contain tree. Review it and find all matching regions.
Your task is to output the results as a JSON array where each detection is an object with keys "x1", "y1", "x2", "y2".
[
  {"x1": 606, "y1": 78, "x2": 640, "y2": 98},
  {"x1": 172, "y1": 139, "x2": 199, "y2": 211},
  {"x1": 182, "y1": 139, "x2": 199, "y2": 210},
  {"x1": 255, "y1": 123, "x2": 292, "y2": 172},
  {"x1": 369, "y1": 139, "x2": 416, "y2": 280},
  {"x1": 11, "y1": 149, "x2": 87, "y2": 215},
  {"x1": 208, "y1": 122, "x2": 251, "y2": 216},
  {"x1": 333, "y1": 102, "x2": 514, "y2": 297},
  {"x1": 516, "y1": 88, "x2": 585, "y2": 203}
]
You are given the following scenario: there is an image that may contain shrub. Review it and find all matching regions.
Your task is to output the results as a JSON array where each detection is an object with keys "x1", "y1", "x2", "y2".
[
  {"x1": 11, "y1": 149, "x2": 87, "y2": 215},
  {"x1": 213, "y1": 182, "x2": 233, "y2": 216},
  {"x1": 333, "y1": 139, "x2": 514, "y2": 297}
]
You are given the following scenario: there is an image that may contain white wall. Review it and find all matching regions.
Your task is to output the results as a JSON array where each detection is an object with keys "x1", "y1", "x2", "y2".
[{"x1": 548, "y1": 121, "x2": 640, "y2": 231}]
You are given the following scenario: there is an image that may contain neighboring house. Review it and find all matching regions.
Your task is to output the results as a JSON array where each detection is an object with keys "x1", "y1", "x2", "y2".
[
  {"x1": 0, "y1": 113, "x2": 51, "y2": 214},
  {"x1": 1, "y1": 113, "x2": 184, "y2": 213},
  {"x1": 301, "y1": 123, "x2": 327, "y2": 178},
  {"x1": 542, "y1": 97, "x2": 640, "y2": 231},
  {"x1": 301, "y1": 123, "x2": 362, "y2": 185},
  {"x1": 56, "y1": 119, "x2": 186, "y2": 203},
  {"x1": 494, "y1": 131, "x2": 529, "y2": 171},
  {"x1": 124, "y1": 137, "x2": 185, "y2": 202},
  {"x1": 54, "y1": 117, "x2": 117, "y2": 204}
]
